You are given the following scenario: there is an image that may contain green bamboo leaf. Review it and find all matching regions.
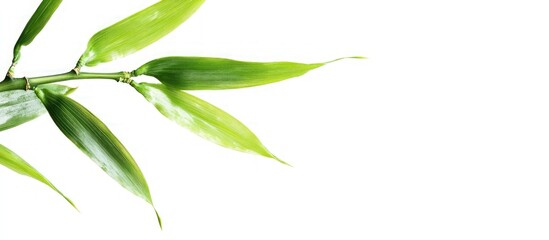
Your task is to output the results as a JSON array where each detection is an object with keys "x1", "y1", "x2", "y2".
[
  {"x1": 0, "y1": 84, "x2": 75, "y2": 131},
  {"x1": 8, "y1": 0, "x2": 62, "y2": 77},
  {"x1": 34, "y1": 88, "x2": 161, "y2": 227},
  {"x1": 132, "y1": 82, "x2": 287, "y2": 165},
  {"x1": 0, "y1": 144, "x2": 76, "y2": 209},
  {"x1": 134, "y1": 56, "x2": 364, "y2": 90},
  {"x1": 77, "y1": 0, "x2": 205, "y2": 68}
]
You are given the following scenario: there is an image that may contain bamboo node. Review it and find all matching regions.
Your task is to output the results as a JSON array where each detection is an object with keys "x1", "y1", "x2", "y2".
[
  {"x1": 118, "y1": 71, "x2": 133, "y2": 84},
  {"x1": 24, "y1": 77, "x2": 31, "y2": 91},
  {"x1": 5, "y1": 62, "x2": 16, "y2": 79},
  {"x1": 72, "y1": 66, "x2": 81, "y2": 75}
]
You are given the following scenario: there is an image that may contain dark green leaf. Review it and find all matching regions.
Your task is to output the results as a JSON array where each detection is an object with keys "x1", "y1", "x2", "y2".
[
  {"x1": 0, "y1": 143, "x2": 76, "y2": 209},
  {"x1": 133, "y1": 82, "x2": 288, "y2": 165},
  {"x1": 0, "y1": 84, "x2": 75, "y2": 131},
  {"x1": 34, "y1": 88, "x2": 161, "y2": 227},
  {"x1": 9, "y1": 0, "x2": 62, "y2": 76},
  {"x1": 77, "y1": 0, "x2": 205, "y2": 67},
  {"x1": 134, "y1": 56, "x2": 364, "y2": 90}
]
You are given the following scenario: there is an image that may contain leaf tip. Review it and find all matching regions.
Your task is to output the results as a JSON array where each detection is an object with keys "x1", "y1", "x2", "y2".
[
  {"x1": 154, "y1": 207, "x2": 163, "y2": 230},
  {"x1": 50, "y1": 184, "x2": 79, "y2": 212},
  {"x1": 65, "y1": 197, "x2": 80, "y2": 212},
  {"x1": 351, "y1": 56, "x2": 367, "y2": 60},
  {"x1": 262, "y1": 151, "x2": 292, "y2": 167},
  {"x1": 65, "y1": 87, "x2": 78, "y2": 96},
  {"x1": 325, "y1": 56, "x2": 367, "y2": 65},
  {"x1": 277, "y1": 158, "x2": 293, "y2": 167}
]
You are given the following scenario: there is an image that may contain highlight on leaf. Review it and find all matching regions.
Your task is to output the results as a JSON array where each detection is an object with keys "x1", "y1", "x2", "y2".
[
  {"x1": 132, "y1": 82, "x2": 288, "y2": 165},
  {"x1": 0, "y1": 144, "x2": 76, "y2": 209},
  {"x1": 34, "y1": 88, "x2": 161, "y2": 227},
  {"x1": 7, "y1": 0, "x2": 63, "y2": 78},
  {"x1": 134, "y1": 56, "x2": 364, "y2": 90},
  {"x1": 0, "y1": 84, "x2": 75, "y2": 131},
  {"x1": 76, "y1": 0, "x2": 205, "y2": 68}
]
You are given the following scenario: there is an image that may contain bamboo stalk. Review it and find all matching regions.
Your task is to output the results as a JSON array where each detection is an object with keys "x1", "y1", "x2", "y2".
[{"x1": 0, "y1": 71, "x2": 129, "y2": 92}]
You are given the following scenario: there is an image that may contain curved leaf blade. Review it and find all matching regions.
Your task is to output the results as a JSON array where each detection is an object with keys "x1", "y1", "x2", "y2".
[
  {"x1": 15, "y1": 0, "x2": 63, "y2": 49},
  {"x1": 133, "y1": 82, "x2": 287, "y2": 165},
  {"x1": 34, "y1": 88, "x2": 160, "y2": 226},
  {"x1": 134, "y1": 57, "x2": 364, "y2": 90},
  {"x1": 0, "y1": 84, "x2": 75, "y2": 131},
  {"x1": 0, "y1": 144, "x2": 76, "y2": 209},
  {"x1": 77, "y1": 0, "x2": 205, "y2": 67},
  {"x1": 8, "y1": 0, "x2": 62, "y2": 77}
]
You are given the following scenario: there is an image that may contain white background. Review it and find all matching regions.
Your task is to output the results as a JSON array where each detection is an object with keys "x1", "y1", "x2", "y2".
[{"x1": 1, "y1": 0, "x2": 549, "y2": 239}]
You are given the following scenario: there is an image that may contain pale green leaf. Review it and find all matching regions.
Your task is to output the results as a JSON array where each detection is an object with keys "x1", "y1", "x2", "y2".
[
  {"x1": 133, "y1": 82, "x2": 287, "y2": 165},
  {"x1": 134, "y1": 56, "x2": 364, "y2": 90},
  {"x1": 0, "y1": 84, "x2": 75, "y2": 131},
  {"x1": 34, "y1": 88, "x2": 161, "y2": 227},
  {"x1": 0, "y1": 144, "x2": 76, "y2": 209},
  {"x1": 77, "y1": 0, "x2": 205, "y2": 67}
]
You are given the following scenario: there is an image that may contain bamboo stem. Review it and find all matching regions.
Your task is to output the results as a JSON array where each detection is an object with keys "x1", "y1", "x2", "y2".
[{"x1": 0, "y1": 71, "x2": 128, "y2": 92}]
